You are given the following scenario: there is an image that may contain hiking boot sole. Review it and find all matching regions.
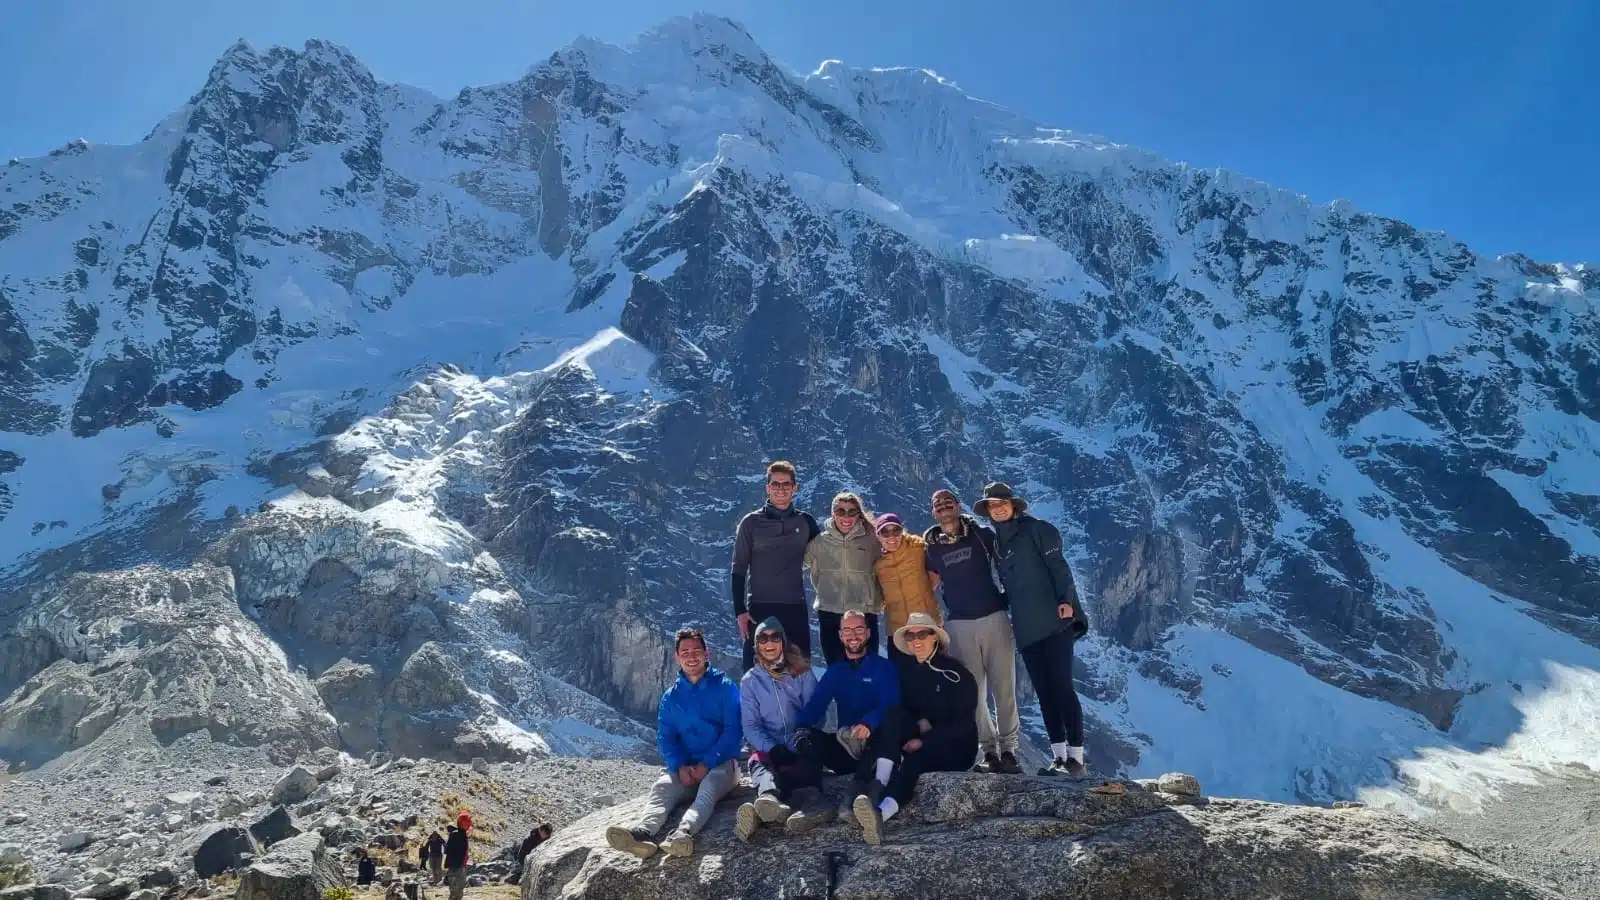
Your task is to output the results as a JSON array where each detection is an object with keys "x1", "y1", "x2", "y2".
[
  {"x1": 661, "y1": 832, "x2": 695, "y2": 858},
  {"x1": 784, "y1": 809, "x2": 832, "y2": 836},
  {"x1": 853, "y1": 794, "x2": 883, "y2": 846},
  {"x1": 734, "y1": 803, "x2": 758, "y2": 843},
  {"x1": 754, "y1": 794, "x2": 793, "y2": 824},
  {"x1": 605, "y1": 826, "x2": 658, "y2": 859}
]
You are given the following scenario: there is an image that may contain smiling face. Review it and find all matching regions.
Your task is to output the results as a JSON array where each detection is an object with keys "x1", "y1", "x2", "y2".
[
  {"x1": 832, "y1": 498, "x2": 862, "y2": 531},
  {"x1": 674, "y1": 633, "x2": 708, "y2": 680},
  {"x1": 766, "y1": 472, "x2": 797, "y2": 508},
  {"x1": 987, "y1": 499, "x2": 1015, "y2": 523},
  {"x1": 903, "y1": 626, "x2": 938, "y2": 662},
  {"x1": 839, "y1": 612, "x2": 870, "y2": 658},
  {"x1": 755, "y1": 627, "x2": 785, "y2": 665},
  {"x1": 879, "y1": 524, "x2": 905, "y2": 550},
  {"x1": 932, "y1": 491, "x2": 960, "y2": 524}
]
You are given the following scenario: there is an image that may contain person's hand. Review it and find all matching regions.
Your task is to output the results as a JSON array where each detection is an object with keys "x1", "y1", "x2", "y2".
[
  {"x1": 902, "y1": 738, "x2": 923, "y2": 754},
  {"x1": 738, "y1": 612, "x2": 754, "y2": 640},
  {"x1": 850, "y1": 724, "x2": 872, "y2": 741},
  {"x1": 1058, "y1": 603, "x2": 1074, "y2": 620},
  {"x1": 917, "y1": 718, "x2": 932, "y2": 734},
  {"x1": 677, "y1": 765, "x2": 697, "y2": 786},
  {"x1": 690, "y1": 763, "x2": 709, "y2": 784}
]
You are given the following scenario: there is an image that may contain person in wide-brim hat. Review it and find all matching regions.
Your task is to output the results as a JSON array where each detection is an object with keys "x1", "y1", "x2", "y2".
[
  {"x1": 973, "y1": 482, "x2": 1029, "y2": 518},
  {"x1": 891, "y1": 612, "x2": 951, "y2": 656}
]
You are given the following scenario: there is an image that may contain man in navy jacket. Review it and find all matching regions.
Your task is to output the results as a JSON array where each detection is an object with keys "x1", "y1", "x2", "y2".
[
  {"x1": 794, "y1": 610, "x2": 903, "y2": 807},
  {"x1": 606, "y1": 627, "x2": 742, "y2": 859}
]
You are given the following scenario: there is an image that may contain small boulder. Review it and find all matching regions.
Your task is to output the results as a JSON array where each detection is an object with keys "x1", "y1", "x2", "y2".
[
  {"x1": 2, "y1": 814, "x2": 27, "y2": 826},
  {"x1": 89, "y1": 872, "x2": 114, "y2": 886},
  {"x1": 367, "y1": 834, "x2": 405, "y2": 851},
  {"x1": 127, "y1": 891, "x2": 161, "y2": 900},
  {"x1": 140, "y1": 804, "x2": 163, "y2": 819},
  {"x1": 366, "y1": 752, "x2": 392, "y2": 768},
  {"x1": 1332, "y1": 800, "x2": 1367, "y2": 809},
  {"x1": 0, "y1": 845, "x2": 24, "y2": 865},
  {"x1": 190, "y1": 824, "x2": 256, "y2": 879},
  {"x1": 1156, "y1": 772, "x2": 1201, "y2": 797},
  {"x1": 162, "y1": 816, "x2": 185, "y2": 833},
  {"x1": 217, "y1": 796, "x2": 245, "y2": 819},
  {"x1": 164, "y1": 793, "x2": 203, "y2": 810},
  {"x1": 136, "y1": 868, "x2": 175, "y2": 889},
  {"x1": 203, "y1": 776, "x2": 228, "y2": 787},
  {"x1": 234, "y1": 833, "x2": 344, "y2": 900},
  {"x1": 269, "y1": 769, "x2": 317, "y2": 807},
  {"x1": 248, "y1": 808, "x2": 301, "y2": 849},
  {"x1": 76, "y1": 878, "x2": 134, "y2": 900},
  {"x1": 469, "y1": 759, "x2": 489, "y2": 775},
  {"x1": 0, "y1": 888, "x2": 35, "y2": 900},
  {"x1": 32, "y1": 888, "x2": 74, "y2": 900},
  {"x1": 313, "y1": 765, "x2": 339, "y2": 784},
  {"x1": 57, "y1": 833, "x2": 92, "y2": 854},
  {"x1": 113, "y1": 835, "x2": 139, "y2": 849}
]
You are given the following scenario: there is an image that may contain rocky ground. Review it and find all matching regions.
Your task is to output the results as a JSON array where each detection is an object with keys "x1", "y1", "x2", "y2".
[
  {"x1": 1426, "y1": 763, "x2": 1600, "y2": 900},
  {"x1": 0, "y1": 736, "x2": 659, "y2": 900},
  {"x1": 1, "y1": 736, "x2": 1593, "y2": 900}
]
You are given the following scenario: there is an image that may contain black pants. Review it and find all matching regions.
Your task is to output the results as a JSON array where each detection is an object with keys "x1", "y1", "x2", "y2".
[
  {"x1": 885, "y1": 731, "x2": 976, "y2": 805},
  {"x1": 743, "y1": 602, "x2": 812, "y2": 672},
  {"x1": 817, "y1": 610, "x2": 880, "y2": 667},
  {"x1": 1019, "y1": 629, "x2": 1084, "y2": 746},
  {"x1": 796, "y1": 713, "x2": 903, "y2": 786},
  {"x1": 747, "y1": 748, "x2": 819, "y2": 800}
]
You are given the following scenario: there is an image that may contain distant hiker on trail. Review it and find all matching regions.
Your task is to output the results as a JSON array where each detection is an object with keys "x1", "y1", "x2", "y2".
[
  {"x1": 854, "y1": 613, "x2": 979, "y2": 845},
  {"x1": 424, "y1": 830, "x2": 446, "y2": 883},
  {"x1": 794, "y1": 609, "x2": 903, "y2": 821},
  {"x1": 506, "y1": 823, "x2": 552, "y2": 885},
  {"x1": 873, "y1": 512, "x2": 940, "y2": 669},
  {"x1": 606, "y1": 628, "x2": 742, "y2": 859},
  {"x1": 925, "y1": 488, "x2": 1021, "y2": 774},
  {"x1": 977, "y1": 482, "x2": 1090, "y2": 776},
  {"x1": 356, "y1": 849, "x2": 377, "y2": 885},
  {"x1": 444, "y1": 812, "x2": 471, "y2": 900},
  {"x1": 806, "y1": 491, "x2": 884, "y2": 665},
  {"x1": 732, "y1": 460, "x2": 821, "y2": 671},
  {"x1": 735, "y1": 616, "x2": 819, "y2": 842}
]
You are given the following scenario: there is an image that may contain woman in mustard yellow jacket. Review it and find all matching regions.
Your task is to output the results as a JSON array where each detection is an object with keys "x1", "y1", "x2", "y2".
[{"x1": 872, "y1": 513, "x2": 941, "y2": 667}]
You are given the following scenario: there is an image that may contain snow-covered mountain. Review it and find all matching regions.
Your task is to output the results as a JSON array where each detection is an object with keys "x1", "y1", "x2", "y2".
[{"x1": 1, "y1": 14, "x2": 1597, "y2": 807}]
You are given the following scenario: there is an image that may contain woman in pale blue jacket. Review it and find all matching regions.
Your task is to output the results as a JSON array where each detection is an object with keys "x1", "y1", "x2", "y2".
[{"x1": 736, "y1": 616, "x2": 819, "y2": 841}]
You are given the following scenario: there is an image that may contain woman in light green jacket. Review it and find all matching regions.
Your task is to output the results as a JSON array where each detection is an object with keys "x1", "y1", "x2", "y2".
[{"x1": 805, "y1": 491, "x2": 884, "y2": 665}]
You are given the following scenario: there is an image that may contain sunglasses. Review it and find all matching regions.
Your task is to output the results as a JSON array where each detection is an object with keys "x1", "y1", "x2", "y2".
[
  {"x1": 768, "y1": 480, "x2": 796, "y2": 489},
  {"x1": 833, "y1": 506, "x2": 861, "y2": 517},
  {"x1": 755, "y1": 633, "x2": 784, "y2": 644},
  {"x1": 879, "y1": 526, "x2": 903, "y2": 536},
  {"x1": 903, "y1": 629, "x2": 936, "y2": 641}
]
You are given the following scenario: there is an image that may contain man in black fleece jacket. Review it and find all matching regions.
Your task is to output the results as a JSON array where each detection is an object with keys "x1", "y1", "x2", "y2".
[{"x1": 853, "y1": 613, "x2": 978, "y2": 845}]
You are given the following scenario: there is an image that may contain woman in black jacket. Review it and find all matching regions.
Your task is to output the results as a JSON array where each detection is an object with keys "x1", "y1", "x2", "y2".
[
  {"x1": 978, "y1": 482, "x2": 1090, "y2": 777},
  {"x1": 853, "y1": 612, "x2": 978, "y2": 845}
]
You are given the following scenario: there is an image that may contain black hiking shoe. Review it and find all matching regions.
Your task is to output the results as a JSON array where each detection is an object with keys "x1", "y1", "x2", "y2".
[
  {"x1": 1037, "y1": 758, "x2": 1069, "y2": 777},
  {"x1": 997, "y1": 751, "x2": 1023, "y2": 774},
  {"x1": 975, "y1": 751, "x2": 1001, "y2": 773},
  {"x1": 1063, "y1": 758, "x2": 1089, "y2": 777}
]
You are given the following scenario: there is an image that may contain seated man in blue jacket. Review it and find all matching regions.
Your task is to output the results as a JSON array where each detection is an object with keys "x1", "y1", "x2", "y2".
[
  {"x1": 606, "y1": 627, "x2": 742, "y2": 859},
  {"x1": 794, "y1": 609, "x2": 903, "y2": 816}
]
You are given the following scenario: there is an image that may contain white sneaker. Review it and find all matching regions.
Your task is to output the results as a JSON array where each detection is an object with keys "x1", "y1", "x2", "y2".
[
  {"x1": 660, "y1": 829, "x2": 695, "y2": 858},
  {"x1": 753, "y1": 793, "x2": 794, "y2": 824},
  {"x1": 734, "y1": 802, "x2": 759, "y2": 843}
]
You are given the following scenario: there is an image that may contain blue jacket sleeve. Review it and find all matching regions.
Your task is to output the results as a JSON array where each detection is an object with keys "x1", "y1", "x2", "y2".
[
  {"x1": 657, "y1": 691, "x2": 688, "y2": 773},
  {"x1": 860, "y1": 659, "x2": 900, "y2": 730},
  {"x1": 796, "y1": 665, "x2": 836, "y2": 729},
  {"x1": 739, "y1": 676, "x2": 778, "y2": 754},
  {"x1": 706, "y1": 677, "x2": 744, "y2": 768}
]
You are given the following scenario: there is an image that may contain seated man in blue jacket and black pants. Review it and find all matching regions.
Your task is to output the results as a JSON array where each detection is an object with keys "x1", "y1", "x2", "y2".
[
  {"x1": 606, "y1": 627, "x2": 742, "y2": 859},
  {"x1": 793, "y1": 609, "x2": 903, "y2": 820}
]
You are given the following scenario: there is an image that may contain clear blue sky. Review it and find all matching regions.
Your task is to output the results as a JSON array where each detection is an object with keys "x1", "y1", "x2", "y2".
[{"x1": 2, "y1": 0, "x2": 1595, "y2": 263}]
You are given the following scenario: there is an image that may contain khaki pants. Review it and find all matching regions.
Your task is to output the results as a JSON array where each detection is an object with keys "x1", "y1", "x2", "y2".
[
  {"x1": 946, "y1": 610, "x2": 1020, "y2": 755},
  {"x1": 445, "y1": 867, "x2": 466, "y2": 900},
  {"x1": 636, "y1": 760, "x2": 738, "y2": 836}
]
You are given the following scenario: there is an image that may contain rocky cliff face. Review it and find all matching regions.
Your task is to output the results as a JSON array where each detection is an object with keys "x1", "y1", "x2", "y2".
[{"x1": 0, "y1": 16, "x2": 1597, "y2": 803}]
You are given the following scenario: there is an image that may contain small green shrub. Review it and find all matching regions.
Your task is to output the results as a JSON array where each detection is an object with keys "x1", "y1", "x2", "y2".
[
  {"x1": 322, "y1": 886, "x2": 355, "y2": 900},
  {"x1": 0, "y1": 861, "x2": 34, "y2": 890}
]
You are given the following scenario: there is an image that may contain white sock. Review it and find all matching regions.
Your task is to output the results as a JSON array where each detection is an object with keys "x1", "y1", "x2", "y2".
[
  {"x1": 879, "y1": 797, "x2": 900, "y2": 822},
  {"x1": 1067, "y1": 746, "x2": 1085, "y2": 764},
  {"x1": 874, "y1": 757, "x2": 894, "y2": 784},
  {"x1": 1051, "y1": 741, "x2": 1070, "y2": 761}
]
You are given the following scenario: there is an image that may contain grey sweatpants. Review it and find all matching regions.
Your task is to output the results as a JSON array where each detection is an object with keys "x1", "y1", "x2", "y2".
[
  {"x1": 946, "y1": 610, "x2": 1020, "y2": 755},
  {"x1": 635, "y1": 760, "x2": 738, "y2": 836}
]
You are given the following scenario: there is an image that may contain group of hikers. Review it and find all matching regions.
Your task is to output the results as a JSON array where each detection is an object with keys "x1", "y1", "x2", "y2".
[
  {"x1": 354, "y1": 814, "x2": 551, "y2": 900},
  {"x1": 605, "y1": 461, "x2": 1089, "y2": 856}
]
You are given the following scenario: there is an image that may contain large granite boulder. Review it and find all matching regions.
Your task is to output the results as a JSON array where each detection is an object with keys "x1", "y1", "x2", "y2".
[
  {"x1": 234, "y1": 833, "x2": 343, "y2": 900},
  {"x1": 522, "y1": 773, "x2": 1559, "y2": 900}
]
